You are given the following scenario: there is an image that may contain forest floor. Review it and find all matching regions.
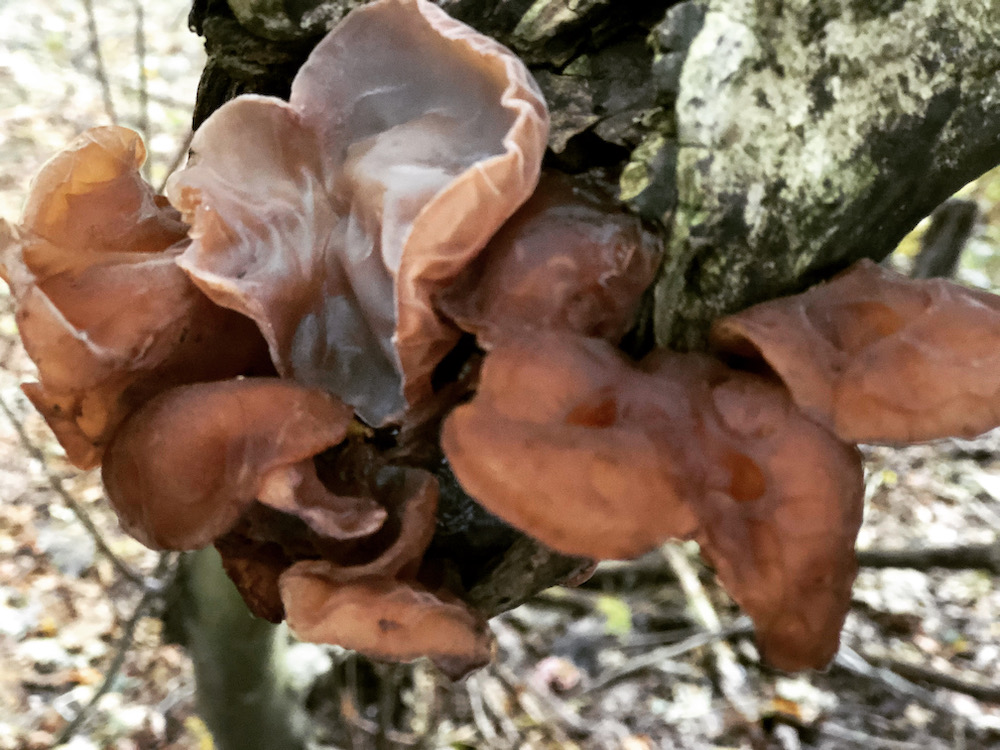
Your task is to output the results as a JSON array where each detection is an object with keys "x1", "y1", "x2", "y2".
[{"x1": 1, "y1": 1, "x2": 999, "y2": 749}]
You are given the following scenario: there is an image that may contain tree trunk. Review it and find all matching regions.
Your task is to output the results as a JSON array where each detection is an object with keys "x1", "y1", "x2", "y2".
[{"x1": 163, "y1": 548, "x2": 308, "y2": 750}]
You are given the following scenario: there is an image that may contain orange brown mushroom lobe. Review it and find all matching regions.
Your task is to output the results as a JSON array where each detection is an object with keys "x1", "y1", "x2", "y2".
[
  {"x1": 102, "y1": 378, "x2": 382, "y2": 550},
  {"x1": 0, "y1": 126, "x2": 267, "y2": 468},
  {"x1": 167, "y1": 0, "x2": 548, "y2": 426},
  {"x1": 437, "y1": 172, "x2": 661, "y2": 347},
  {"x1": 280, "y1": 569, "x2": 492, "y2": 679},
  {"x1": 443, "y1": 332, "x2": 864, "y2": 669},
  {"x1": 710, "y1": 259, "x2": 1000, "y2": 444}
]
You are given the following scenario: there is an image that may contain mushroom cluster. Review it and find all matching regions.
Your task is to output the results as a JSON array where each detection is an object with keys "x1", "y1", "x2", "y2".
[{"x1": 4, "y1": 0, "x2": 1000, "y2": 678}]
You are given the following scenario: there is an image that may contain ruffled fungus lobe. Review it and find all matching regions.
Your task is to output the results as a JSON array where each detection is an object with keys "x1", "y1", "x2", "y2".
[
  {"x1": 280, "y1": 568, "x2": 492, "y2": 679},
  {"x1": 442, "y1": 333, "x2": 864, "y2": 669},
  {"x1": 711, "y1": 259, "x2": 1000, "y2": 444},
  {"x1": 211, "y1": 462, "x2": 440, "y2": 624},
  {"x1": 438, "y1": 173, "x2": 661, "y2": 345},
  {"x1": 102, "y1": 378, "x2": 385, "y2": 550},
  {"x1": 0, "y1": 126, "x2": 266, "y2": 468},
  {"x1": 167, "y1": 0, "x2": 549, "y2": 426}
]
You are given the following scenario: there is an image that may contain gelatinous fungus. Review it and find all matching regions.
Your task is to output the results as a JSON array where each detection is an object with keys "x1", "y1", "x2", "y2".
[
  {"x1": 0, "y1": 126, "x2": 266, "y2": 468},
  {"x1": 167, "y1": 0, "x2": 548, "y2": 426},
  {"x1": 443, "y1": 332, "x2": 864, "y2": 669},
  {"x1": 711, "y1": 259, "x2": 1000, "y2": 444}
]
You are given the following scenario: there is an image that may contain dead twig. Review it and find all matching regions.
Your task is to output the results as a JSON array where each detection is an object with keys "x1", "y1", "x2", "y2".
[
  {"x1": 661, "y1": 544, "x2": 762, "y2": 727},
  {"x1": 80, "y1": 0, "x2": 117, "y2": 123},
  {"x1": 0, "y1": 395, "x2": 148, "y2": 588},
  {"x1": 131, "y1": 0, "x2": 151, "y2": 178},
  {"x1": 493, "y1": 661, "x2": 588, "y2": 742},
  {"x1": 465, "y1": 673, "x2": 506, "y2": 748},
  {"x1": 833, "y1": 644, "x2": 951, "y2": 713},
  {"x1": 857, "y1": 543, "x2": 1000, "y2": 574},
  {"x1": 819, "y1": 721, "x2": 944, "y2": 750},
  {"x1": 54, "y1": 553, "x2": 175, "y2": 744},
  {"x1": 864, "y1": 655, "x2": 1000, "y2": 704},
  {"x1": 408, "y1": 659, "x2": 437, "y2": 743},
  {"x1": 586, "y1": 617, "x2": 754, "y2": 693}
]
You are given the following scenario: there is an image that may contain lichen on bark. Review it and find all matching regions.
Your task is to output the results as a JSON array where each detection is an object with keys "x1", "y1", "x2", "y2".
[{"x1": 632, "y1": 0, "x2": 1000, "y2": 349}]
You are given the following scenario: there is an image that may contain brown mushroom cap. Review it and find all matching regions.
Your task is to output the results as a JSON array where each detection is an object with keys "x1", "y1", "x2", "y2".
[
  {"x1": 280, "y1": 567, "x2": 493, "y2": 679},
  {"x1": 442, "y1": 333, "x2": 700, "y2": 559},
  {"x1": 102, "y1": 378, "x2": 384, "y2": 550},
  {"x1": 0, "y1": 126, "x2": 267, "y2": 468},
  {"x1": 437, "y1": 172, "x2": 661, "y2": 347},
  {"x1": 641, "y1": 351, "x2": 863, "y2": 670},
  {"x1": 167, "y1": 0, "x2": 548, "y2": 426},
  {"x1": 442, "y1": 332, "x2": 864, "y2": 669},
  {"x1": 710, "y1": 259, "x2": 1000, "y2": 444}
]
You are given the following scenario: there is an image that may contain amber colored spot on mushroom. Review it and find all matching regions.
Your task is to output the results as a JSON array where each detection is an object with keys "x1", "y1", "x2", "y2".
[
  {"x1": 444, "y1": 332, "x2": 864, "y2": 670},
  {"x1": 280, "y1": 568, "x2": 493, "y2": 679},
  {"x1": 438, "y1": 173, "x2": 661, "y2": 348},
  {"x1": 564, "y1": 390, "x2": 618, "y2": 428},
  {"x1": 710, "y1": 259, "x2": 1000, "y2": 443},
  {"x1": 672, "y1": 363, "x2": 865, "y2": 670},
  {"x1": 0, "y1": 126, "x2": 268, "y2": 468},
  {"x1": 724, "y1": 452, "x2": 767, "y2": 502},
  {"x1": 102, "y1": 378, "x2": 381, "y2": 550}
]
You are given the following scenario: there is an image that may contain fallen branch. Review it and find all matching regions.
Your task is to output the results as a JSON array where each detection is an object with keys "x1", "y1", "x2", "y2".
[
  {"x1": 865, "y1": 655, "x2": 1000, "y2": 704},
  {"x1": 857, "y1": 543, "x2": 1000, "y2": 574}
]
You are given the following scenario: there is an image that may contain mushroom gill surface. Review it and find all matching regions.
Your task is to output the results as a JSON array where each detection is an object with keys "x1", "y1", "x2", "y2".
[
  {"x1": 167, "y1": 0, "x2": 549, "y2": 426},
  {"x1": 711, "y1": 259, "x2": 1000, "y2": 444},
  {"x1": 0, "y1": 126, "x2": 266, "y2": 468},
  {"x1": 442, "y1": 332, "x2": 864, "y2": 669}
]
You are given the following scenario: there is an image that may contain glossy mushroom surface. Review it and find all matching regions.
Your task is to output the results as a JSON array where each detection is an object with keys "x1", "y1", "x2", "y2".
[
  {"x1": 167, "y1": 0, "x2": 549, "y2": 426},
  {"x1": 443, "y1": 332, "x2": 864, "y2": 669},
  {"x1": 438, "y1": 173, "x2": 660, "y2": 347},
  {"x1": 280, "y1": 568, "x2": 493, "y2": 678},
  {"x1": 102, "y1": 378, "x2": 381, "y2": 550},
  {"x1": 0, "y1": 126, "x2": 266, "y2": 468},
  {"x1": 711, "y1": 259, "x2": 1000, "y2": 443}
]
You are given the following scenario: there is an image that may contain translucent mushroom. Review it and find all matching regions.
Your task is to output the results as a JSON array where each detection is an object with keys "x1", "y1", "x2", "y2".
[
  {"x1": 0, "y1": 126, "x2": 267, "y2": 468},
  {"x1": 167, "y1": 0, "x2": 549, "y2": 426},
  {"x1": 211, "y1": 461, "x2": 441, "y2": 624},
  {"x1": 102, "y1": 378, "x2": 384, "y2": 550},
  {"x1": 438, "y1": 173, "x2": 661, "y2": 346},
  {"x1": 711, "y1": 259, "x2": 1000, "y2": 443},
  {"x1": 280, "y1": 569, "x2": 493, "y2": 679},
  {"x1": 442, "y1": 332, "x2": 864, "y2": 669}
]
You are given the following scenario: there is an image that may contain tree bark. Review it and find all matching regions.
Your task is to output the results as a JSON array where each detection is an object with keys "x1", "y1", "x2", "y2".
[
  {"x1": 183, "y1": 0, "x2": 1000, "y2": 613},
  {"x1": 163, "y1": 549, "x2": 308, "y2": 750},
  {"x1": 639, "y1": 0, "x2": 1000, "y2": 349}
]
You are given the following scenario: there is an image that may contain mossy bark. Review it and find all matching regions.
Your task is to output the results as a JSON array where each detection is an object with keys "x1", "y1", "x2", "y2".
[{"x1": 638, "y1": 0, "x2": 1000, "y2": 349}]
